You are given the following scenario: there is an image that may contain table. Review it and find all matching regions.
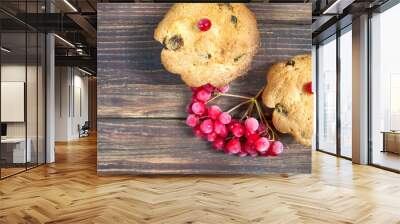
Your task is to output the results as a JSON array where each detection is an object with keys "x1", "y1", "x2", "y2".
[
  {"x1": 1, "y1": 138, "x2": 31, "y2": 163},
  {"x1": 381, "y1": 131, "x2": 400, "y2": 154}
]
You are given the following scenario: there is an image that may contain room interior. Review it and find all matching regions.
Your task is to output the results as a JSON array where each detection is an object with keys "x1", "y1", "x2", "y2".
[{"x1": 0, "y1": 0, "x2": 400, "y2": 223}]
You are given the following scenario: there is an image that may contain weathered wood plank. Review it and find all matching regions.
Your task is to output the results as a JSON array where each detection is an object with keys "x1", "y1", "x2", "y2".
[
  {"x1": 97, "y1": 3, "x2": 311, "y2": 118},
  {"x1": 97, "y1": 3, "x2": 312, "y2": 174},
  {"x1": 98, "y1": 119, "x2": 311, "y2": 174}
]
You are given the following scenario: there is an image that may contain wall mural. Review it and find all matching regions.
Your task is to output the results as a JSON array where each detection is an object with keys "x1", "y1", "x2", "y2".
[{"x1": 97, "y1": 3, "x2": 312, "y2": 174}]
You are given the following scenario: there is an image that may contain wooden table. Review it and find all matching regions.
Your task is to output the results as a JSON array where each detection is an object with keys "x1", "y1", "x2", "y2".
[
  {"x1": 97, "y1": 3, "x2": 312, "y2": 175},
  {"x1": 381, "y1": 131, "x2": 400, "y2": 154}
]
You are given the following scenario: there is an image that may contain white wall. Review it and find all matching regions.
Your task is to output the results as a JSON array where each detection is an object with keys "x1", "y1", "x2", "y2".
[{"x1": 54, "y1": 67, "x2": 89, "y2": 141}]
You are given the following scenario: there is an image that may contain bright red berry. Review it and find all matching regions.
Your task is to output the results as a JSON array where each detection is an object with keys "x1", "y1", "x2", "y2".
[
  {"x1": 186, "y1": 103, "x2": 193, "y2": 114},
  {"x1": 207, "y1": 132, "x2": 217, "y2": 142},
  {"x1": 304, "y1": 81, "x2": 313, "y2": 94},
  {"x1": 213, "y1": 137, "x2": 225, "y2": 151},
  {"x1": 218, "y1": 112, "x2": 232, "y2": 124},
  {"x1": 202, "y1": 84, "x2": 215, "y2": 92},
  {"x1": 243, "y1": 141, "x2": 257, "y2": 156},
  {"x1": 193, "y1": 126, "x2": 205, "y2": 138},
  {"x1": 255, "y1": 137, "x2": 270, "y2": 152},
  {"x1": 191, "y1": 87, "x2": 200, "y2": 93},
  {"x1": 208, "y1": 105, "x2": 222, "y2": 120},
  {"x1": 217, "y1": 85, "x2": 229, "y2": 93},
  {"x1": 186, "y1": 114, "x2": 198, "y2": 127},
  {"x1": 257, "y1": 123, "x2": 266, "y2": 133},
  {"x1": 196, "y1": 89, "x2": 211, "y2": 102},
  {"x1": 228, "y1": 120, "x2": 237, "y2": 131},
  {"x1": 197, "y1": 18, "x2": 212, "y2": 32},
  {"x1": 225, "y1": 138, "x2": 241, "y2": 154},
  {"x1": 245, "y1": 117, "x2": 259, "y2": 133},
  {"x1": 214, "y1": 121, "x2": 228, "y2": 137},
  {"x1": 238, "y1": 143, "x2": 248, "y2": 157},
  {"x1": 231, "y1": 123, "x2": 245, "y2": 138},
  {"x1": 247, "y1": 133, "x2": 260, "y2": 144},
  {"x1": 200, "y1": 119, "x2": 214, "y2": 134},
  {"x1": 268, "y1": 141, "x2": 284, "y2": 156},
  {"x1": 191, "y1": 102, "x2": 206, "y2": 115}
]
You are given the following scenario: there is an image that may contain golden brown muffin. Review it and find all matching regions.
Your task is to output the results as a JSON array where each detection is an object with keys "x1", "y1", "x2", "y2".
[
  {"x1": 154, "y1": 3, "x2": 260, "y2": 87},
  {"x1": 262, "y1": 54, "x2": 313, "y2": 146}
]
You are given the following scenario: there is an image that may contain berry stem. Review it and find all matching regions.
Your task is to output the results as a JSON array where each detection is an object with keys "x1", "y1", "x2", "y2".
[
  {"x1": 255, "y1": 87, "x2": 264, "y2": 99},
  {"x1": 218, "y1": 93, "x2": 252, "y2": 100},
  {"x1": 206, "y1": 94, "x2": 221, "y2": 104},
  {"x1": 227, "y1": 99, "x2": 252, "y2": 113},
  {"x1": 254, "y1": 100, "x2": 276, "y2": 140},
  {"x1": 240, "y1": 99, "x2": 255, "y2": 120}
]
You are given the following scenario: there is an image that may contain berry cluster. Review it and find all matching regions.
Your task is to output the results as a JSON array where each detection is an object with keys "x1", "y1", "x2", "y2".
[{"x1": 186, "y1": 84, "x2": 284, "y2": 157}]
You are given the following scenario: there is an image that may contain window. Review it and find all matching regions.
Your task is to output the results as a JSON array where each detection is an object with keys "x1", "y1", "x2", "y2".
[
  {"x1": 370, "y1": 3, "x2": 400, "y2": 171},
  {"x1": 317, "y1": 35, "x2": 337, "y2": 154},
  {"x1": 339, "y1": 27, "x2": 352, "y2": 158}
]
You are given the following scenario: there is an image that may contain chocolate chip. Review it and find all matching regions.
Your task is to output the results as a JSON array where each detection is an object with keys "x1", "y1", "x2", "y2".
[
  {"x1": 231, "y1": 15, "x2": 238, "y2": 27},
  {"x1": 286, "y1": 60, "x2": 295, "y2": 66},
  {"x1": 164, "y1": 35, "x2": 184, "y2": 51}
]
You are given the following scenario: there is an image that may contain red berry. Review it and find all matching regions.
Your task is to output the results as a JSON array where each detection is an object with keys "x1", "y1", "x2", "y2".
[
  {"x1": 225, "y1": 138, "x2": 241, "y2": 154},
  {"x1": 231, "y1": 123, "x2": 245, "y2": 138},
  {"x1": 196, "y1": 89, "x2": 211, "y2": 102},
  {"x1": 191, "y1": 87, "x2": 200, "y2": 93},
  {"x1": 202, "y1": 84, "x2": 215, "y2": 92},
  {"x1": 268, "y1": 141, "x2": 284, "y2": 156},
  {"x1": 186, "y1": 114, "x2": 198, "y2": 127},
  {"x1": 191, "y1": 102, "x2": 206, "y2": 115},
  {"x1": 208, "y1": 105, "x2": 222, "y2": 120},
  {"x1": 228, "y1": 120, "x2": 237, "y2": 131},
  {"x1": 214, "y1": 121, "x2": 228, "y2": 136},
  {"x1": 193, "y1": 126, "x2": 205, "y2": 138},
  {"x1": 200, "y1": 119, "x2": 214, "y2": 134},
  {"x1": 238, "y1": 143, "x2": 248, "y2": 157},
  {"x1": 186, "y1": 103, "x2": 193, "y2": 114},
  {"x1": 304, "y1": 81, "x2": 313, "y2": 94},
  {"x1": 247, "y1": 133, "x2": 260, "y2": 144},
  {"x1": 257, "y1": 123, "x2": 266, "y2": 133},
  {"x1": 213, "y1": 137, "x2": 225, "y2": 151},
  {"x1": 255, "y1": 137, "x2": 270, "y2": 152},
  {"x1": 217, "y1": 85, "x2": 229, "y2": 93},
  {"x1": 245, "y1": 117, "x2": 259, "y2": 133},
  {"x1": 218, "y1": 112, "x2": 232, "y2": 124},
  {"x1": 197, "y1": 18, "x2": 212, "y2": 32},
  {"x1": 207, "y1": 132, "x2": 217, "y2": 142}
]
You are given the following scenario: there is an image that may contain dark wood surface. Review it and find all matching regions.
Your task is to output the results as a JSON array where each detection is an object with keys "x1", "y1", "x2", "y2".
[{"x1": 97, "y1": 3, "x2": 312, "y2": 174}]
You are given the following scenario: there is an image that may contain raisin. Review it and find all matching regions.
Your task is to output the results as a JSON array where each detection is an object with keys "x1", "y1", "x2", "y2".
[
  {"x1": 234, "y1": 54, "x2": 245, "y2": 62},
  {"x1": 276, "y1": 104, "x2": 288, "y2": 116},
  {"x1": 164, "y1": 35, "x2": 183, "y2": 51},
  {"x1": 199, "y1": 53, "x2": 212, "y2": 59},
  {"x1": 286, "y1": 60, "x2": 295, "y2": 66},
  {"x1": 231, "y1": 15, "x2": 238, "y2": 27}
]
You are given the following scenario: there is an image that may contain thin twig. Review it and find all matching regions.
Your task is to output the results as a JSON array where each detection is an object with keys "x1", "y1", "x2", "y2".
[
  {"x1": 206, "y1": 94, "x2": 221, "y2": 104},
  {"x1": 227, "y1": 99, "x2": 252, "y2": 113},
  {"x1": 219, "y1": 93, "x2": 252, "y2": 100}
]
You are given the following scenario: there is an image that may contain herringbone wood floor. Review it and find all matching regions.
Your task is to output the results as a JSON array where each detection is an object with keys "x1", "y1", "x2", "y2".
[{"x1": 1, "y1": 135, "x2": 400, "y2": 224}]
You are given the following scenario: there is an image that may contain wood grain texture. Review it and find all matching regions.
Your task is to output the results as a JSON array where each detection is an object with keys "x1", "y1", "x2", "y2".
[
  {"x1": 97, "y1": 3, "x2": 311, "y2": 118},
  {"x1": 98, "y1": 119, "x2": 310, "y2": 174},
  {"x1": 97, "y1": 3, "x2": 312, "y2": 174}
]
